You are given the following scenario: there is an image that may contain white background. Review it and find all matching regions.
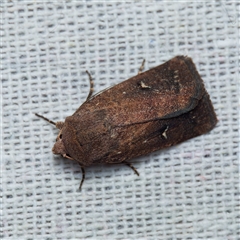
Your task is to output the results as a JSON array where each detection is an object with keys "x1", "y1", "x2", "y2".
[{"x1": 2, "y1": 1, "x2": 239, "y2": 239}]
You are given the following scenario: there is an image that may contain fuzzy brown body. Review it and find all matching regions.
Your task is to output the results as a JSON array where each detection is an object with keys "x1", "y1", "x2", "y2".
[{"x1": 58, "y1": 56, "x2": 217, "y2": 167}]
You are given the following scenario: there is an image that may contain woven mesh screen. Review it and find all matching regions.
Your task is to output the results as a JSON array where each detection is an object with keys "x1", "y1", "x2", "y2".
[{"x1": 2, "y1": 1, "x2": 239, "y2": 239}]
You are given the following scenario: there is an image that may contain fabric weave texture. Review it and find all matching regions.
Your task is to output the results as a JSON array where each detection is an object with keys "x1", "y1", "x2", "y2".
[{"x1": 1, "y1": 1, "x2": 239, "y2": 239}]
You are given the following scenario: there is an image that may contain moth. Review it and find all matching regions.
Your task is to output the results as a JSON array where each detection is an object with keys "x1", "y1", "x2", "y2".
[{"x1": 36, "y1": 56, "x2": 217, "y2": 189}]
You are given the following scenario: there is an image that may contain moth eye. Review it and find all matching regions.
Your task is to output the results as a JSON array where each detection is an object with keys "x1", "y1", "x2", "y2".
[{"x1": 56, "y1": 134, "x2": 62, "y2": 141}]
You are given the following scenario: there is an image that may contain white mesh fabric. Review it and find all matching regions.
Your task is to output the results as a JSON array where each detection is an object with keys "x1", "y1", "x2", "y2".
[{"x1": 1, "y1": 1, "x2": 239, "y2": 239}]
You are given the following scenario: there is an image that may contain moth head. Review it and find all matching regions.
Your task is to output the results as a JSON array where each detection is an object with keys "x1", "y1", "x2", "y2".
[
  {"x1": 52, "y1": 122, "x2": 75, "y2": 160},
  {"x1": 53, "y1": 120, "x2": 81, "y2": 162},
  {"x1": 35, "y1": 113, "x2": 70, "y2": 158},
  {"x1": 52, "y1": 130, "x2": 67, "y2": 156},
  {"x1": 35, "y1": 113, "x2": 84, "y2": 163}
]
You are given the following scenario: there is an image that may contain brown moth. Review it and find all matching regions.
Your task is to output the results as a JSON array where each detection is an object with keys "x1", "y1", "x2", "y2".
[{"x1": 36, "y1": 56, "x2": 217, "y2": 189}]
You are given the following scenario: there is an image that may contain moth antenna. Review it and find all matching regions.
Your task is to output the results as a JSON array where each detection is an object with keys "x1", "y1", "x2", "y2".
[{"x1": 35, "y1": 113, "x2": 56, "y2": 126}]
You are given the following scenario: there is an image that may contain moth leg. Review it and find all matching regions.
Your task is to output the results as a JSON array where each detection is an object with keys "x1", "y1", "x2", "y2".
[
  {"x1": 79, "y1": 165, "x2": 85, "y2": 190},
  {"x1": 123, "y1": 161, "x2": 140, "y2": 176},
  {"x1": 138, "y1": 59, "x2": 145, "y2": 74},
  {"x1": 85, "y1": 70, "x2": 94, "y2": 100},
  {"x1": 66, "y1": 161, "x2": 85, "y2": 190},
  {"x1": 63, "y1": 154, "x2": 74, "y2": 160},
  {"x1": 63, "y1": 156, "x2": 85, "y2": 189}
]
